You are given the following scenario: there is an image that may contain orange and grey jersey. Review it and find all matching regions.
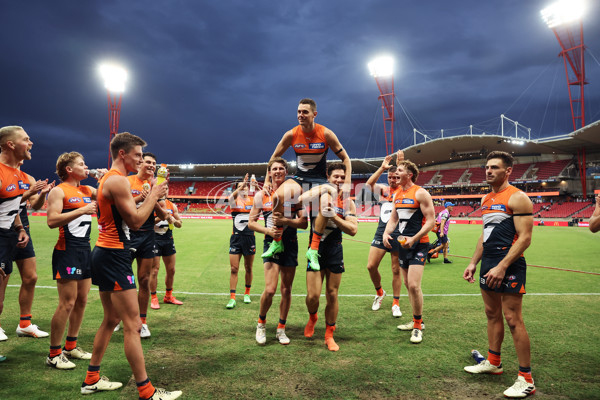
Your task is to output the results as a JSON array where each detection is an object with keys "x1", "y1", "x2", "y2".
[
  {"x1": 392, "y1": 184, "x2": 429, "y2": 244},
  {"x1": 375, "y1": 187, "x2": 399, "y2": 237},
  {"x1": 128, "y1": 175, "x2": 154, "y2": 231},
  {"x1": 0, "y1": 163, "x2": 29, "y2": 231},
  {"x1": 55, "y1": 183, "x2": 93, "y2": 250},
  {"x1": 230, "y1": 195, "x2": 254, "y2": 236},
  {"x1": 154, "y1": 199, "x2": 175, "y2": 239},
  {"x1": 291, "y1": 124, "x2": 329, "y2": 179},
  {"x1": 96, "y1": 169, "x2": 130, "y2": 249},
  {"x1": 17, "y1": 175, "x2": 34, "y2": 231},
  {"x1": 261, "y1": 192, "x2": 301, "y2": 239},
  {"x1": 481, "y1": 185, "x2": 524, "y2": 256}
]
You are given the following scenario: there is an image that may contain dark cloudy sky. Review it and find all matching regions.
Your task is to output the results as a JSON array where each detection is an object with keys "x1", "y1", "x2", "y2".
[{"x1": 1, "y1": 0, "x2": 599, "y2": 181}]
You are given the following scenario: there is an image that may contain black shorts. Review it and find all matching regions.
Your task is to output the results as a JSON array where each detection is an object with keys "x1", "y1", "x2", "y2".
[
  {"x1": 0, "y1": 229, "x2": 18, "y2": 275},
  {"x1": 13, "y1": 233, "x2": 35, "y2": 260},
  {"x1": 306, "y1": 241, "x2": 345, "y2": 274},
  {"x1": 371, "y1": 232, "x2": 400, "y2": 252},
  {"x1": 398, "y1": 242, "x2": 429, "y2": 269},
  {"x1": 155, "y1": 235, "x2": 176, "y2": 257},
  {"x1": 290, "y1": 176, "x2": 328, "y2": 189},
  {"x1": 129, "y1": 230, "x2": 156, "y2": 260},
  {"x1": 438, "y1": 234, "x2": 449, "y2": 245},
  {"x1": 52, "y1": 247, "x2": 92, "y2": 280},
  {"x1": 480, "y1": 255, "x2": 527, "y2": 294},
  {"x1": 91, "y1": 246, "x2": 136, "y2": 292},
  {"x1": 262, "y1": 236, "x2": 298, "y2": 267},
  {"x1": 229, "y1": 234, "x2": 256, "y2": 256}
]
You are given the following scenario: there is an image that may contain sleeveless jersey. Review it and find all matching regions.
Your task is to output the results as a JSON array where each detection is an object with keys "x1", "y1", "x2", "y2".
[
  {"x1": 291, "y1": 124, "x2": 329, "y2": 179},
  {"x1": 17, "y1": 175, "x2": 33, "y2": 231},
  {"x1": 261, "y1": 192, "x2": 301, "y2": 241},
  {"x1": 230, "y1": 195, "x2": 254, "y2": 236},
  {"x1": 375, "y1": 186, "x2": 399, "y2": 237},
  {"x1": 0, "y1": 163, "x2": 29, "y2": 231},
  {"x1": 392, "y1": 184, "x2": 429, "y2": 244},
  {"x1": 154, "y1": 199, "x2": 175, "y2": 239},
  {"x1": 54, "y1": 183, "x2": 94, "y2": 250},
  {"x1": 481, "y1": 185, "x2": 522, "y2": 256},
  {"x1": 127, "y1": 175, "x2": 155, "y2": 230},
  {"x1": 311, "y1": 195, "x2": 348, "y2": 244},
  {"x1": 96, "y1": 169, "x2": 130, "y2": 249},
  {"x1": 437, "y1": 208, "x2": 450, "y2": 235}
]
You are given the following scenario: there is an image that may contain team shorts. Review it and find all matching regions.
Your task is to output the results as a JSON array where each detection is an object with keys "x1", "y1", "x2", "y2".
[
  {"x1": 13, "y1": 231, "x2": 35, "y2": 260},
  {"x1": 52, "y1": 247, "x2": 92, "y2": 280},
  {"x1": 129, "y1": 230, "x2": 156, "y2": 260},
  {"x1": 0, "y1": 229, "x2": 18, "y2": 275},
  {"x1": 371, "y1": 232, "x2": 400, "y2": 252},
  {"x1": 290, "y1": 177, "x2": 331, "y2": 217},
  {"x1": 91, "y1": 246, "x2": 136, "y2": 292},
  {"x1": 229, "y1": 234, "x2": 256, "y2": 256},
  {"x1": 480, "y1": 255, "x2": 527, "y2": 294},
  {"x1": 306, "y1": 241, "x2": 345, "y2": 274},
  {"x1": 438, "y1": 234, "x2": 449, "y2": 245},
  {"x1": 154, "y1": 235, "x2": 176, "y2": 257},
  {"x1": 398, "y1": 242, "x2": 430, "y2": 269},
  {"x1": 262, "y1": 236, "x2": 298, "y2": 267}
]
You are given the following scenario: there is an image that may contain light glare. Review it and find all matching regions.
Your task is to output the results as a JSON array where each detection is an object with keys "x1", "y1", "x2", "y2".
[
  {"x1": 541, "y1": 0, "x2": 586, "y2": 28},
  {"x1": 368, "y1": 56, "x2": 394, "y2": 77},
  {"x1": 99, "y1": 64, "x2": 128, "y2": 93}
]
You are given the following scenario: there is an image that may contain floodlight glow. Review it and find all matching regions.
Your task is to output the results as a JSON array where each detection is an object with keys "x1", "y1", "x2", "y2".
[
  {"x1": 541, "y1": 0, "x2": 585, "y2": 28},
  {"x1": 99, "y1": 63, "x2": 128, "y2": 93},
  {"x1": 368, "y1": 56, "x2": 394, "y2": 77}
]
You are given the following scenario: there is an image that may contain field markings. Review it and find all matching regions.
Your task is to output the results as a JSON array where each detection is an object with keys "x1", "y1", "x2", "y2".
[{"x1": 7, "y1": 285, "x2": 600, "y2": 297}]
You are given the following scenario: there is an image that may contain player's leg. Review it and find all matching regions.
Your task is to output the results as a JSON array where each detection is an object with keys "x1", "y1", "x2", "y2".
[
  {"x1": 262, "y1": 180, "x2": 302, "y2": 257},
  {"x1": 242, "y1": 253, "x2": 254, "y2": 304},
  {"x1": 64, "y1": 278, "x2": 92, "y2": 354},
  {"x1": 136, "y1": 256, "x2": 153, "y2": 337},
  {"x1": 149, "y1": 255, "x2": 161, "y2": 309},
  {"x1": 502, "y1": 293, "x2": 534, "y2": 390},
  {"x1": 323, "y1": 269, "x2": 342, "y2": 351},
  {"x1": 390, "y1": 251, "x2": 403, "y2": 317},
  {"x1": 227, "y1": 253, "x2": 241, "y2": 308},
  {"x1": 304, "y1": 269, "x2": 324, "y2": 338},
  {"x1": 16, "y1": 257, "x2": 47, "y2": 336},
  {"x1": 256, "y1": 261, "x2": 279, "y2": 345},
  {"x1": 47, "y1": 279, "x2": 78, "y2": 369},
  {"x1": 162, "y1": 254, "x2": 182, "y2": 305},
  {"x1": 366, "y1": 246, "x2": 387, "y2": 310},
  {"x1": 276, "y1": 265, "x2": 296, "y2": 345},
  {"x1": 0, "y1": 273, "x2": 7, "y2": 344}
]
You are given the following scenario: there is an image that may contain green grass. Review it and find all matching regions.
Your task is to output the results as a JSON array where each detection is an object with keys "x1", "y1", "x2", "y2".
[{"x1": 0, "y1": 217, "x2": 599, "y2": 399}]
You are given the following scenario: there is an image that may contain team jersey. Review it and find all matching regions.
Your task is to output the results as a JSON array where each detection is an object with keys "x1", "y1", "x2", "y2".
[
  {"x1": 96, "y1": 169, "x2": 130, "y2": 249},
  {"x1": 17, "y1": 175, "x2": 34, "y2": 231},
  {"x1": 260, "y1": 192, "x2": 301, "y2": 241},
  {"x1": 310, "y1": 195, "x2": 350, "y2": 244},
  {"x1": 375, "y1": 186, "x2": 399, "y2": 237},
  {"x1": 481, "y1": 185, "x2": 523, "y2": 256},
  {"x1": 392, "y1": 184, "x2": 429, "y2": 244},
  {"x1": 127, "y1": 175, "x2": 155, "y2": 230},
  {"x1": 154, "y1": 199, "x2": 176, "y2": 239},
  {"x1": 0, "y1": 163, "x2": 29, "y2": 231},
  {"x1": 291, "y1": 124, "x2": 329, "y2": 179},
  {"x1": 230, "y1": 195, "x2": 254, "y2": 236},
  {"x1": 54, "y1": 183, "x2": 94, "y2": 250},
  {"x1": 436, "y1": 208, "x2": 450, "y2": 235}
]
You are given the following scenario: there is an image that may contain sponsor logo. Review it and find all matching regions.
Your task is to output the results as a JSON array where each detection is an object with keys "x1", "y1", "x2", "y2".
[
  {"x1": 417, "y1": 252, "x2": 424, "y2": 257},
  {"x1": 372, "y1": 240, "x2": 381, "y2": 245},
  {"x1": 66, "y1": 267, "x2": 81, "y2": 275},
  {"x1": 508, "y1": 275, "x2": 516, "y2": 281},
  {"x1": 245, "y1": 205, "x2": 252, "y2": 210},
  {"x1": 402, "y1": 199, "x2": 415, "y2": 204},
  {"x1": 18, "y1": 181, "x2": 30, "y2": 190},
  {"x1": 293, "y1": 144, "x2": 306, "y2": 149},
  {"x1": 511, "y1": 282, "x2": 518, "y2": 288},
  {"x1": 82, "y1": 197, "x2": 92, "y2": 203},
  {"x1": 131, "y1": 190, "x2": 141, "y2": 195},
  {"x1": 68, "y1": 197, "x2": 81, "y2": 203},
  {"x1": 5, "y1": 184, "x2": 16, "y2": 192},
  {"x1": 480, "y1": 277, "x2": 486, "y2": 285},
  {"x1": 309, "y1": 142, "x2": 325, "y2": 150},
  {"x1": 490, "y1": 204, "x2": 506, "y2": 212},
  {"x1": 127, "y1": 275, "x2": 135, "y2": 285},
  {"x1": 264, "y1": 202, "x2": 272, "y2": 207}
]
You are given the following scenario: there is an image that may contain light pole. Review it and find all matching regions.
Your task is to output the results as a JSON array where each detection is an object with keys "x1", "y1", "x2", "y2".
[
  {"x1": 99, "y1": 63, "x2": 127, "y2": 167},
  {"x1": 368, "y1": 56, "x2": 395, "y2": 155}
]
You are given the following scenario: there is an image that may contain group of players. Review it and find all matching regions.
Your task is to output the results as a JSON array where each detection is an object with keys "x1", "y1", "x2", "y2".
[{"x1": 0, "y1": 96, "x2": 572, "y2": 398}]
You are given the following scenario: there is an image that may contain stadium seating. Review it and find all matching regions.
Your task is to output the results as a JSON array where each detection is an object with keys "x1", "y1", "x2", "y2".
[
  {"x1": 509, "y1": 162, "x2": 533, "y2": 181},
  {"x1": 466, "y1": 166, "x2": 486, "y2": 184},
  {"x1": 438, "y1": 168, "x2": 467, "y2": 185},
  {"x1": 537, "y1": 201, "x2": 589, "y2": 218},
  {"x1": 169, "y1": 181, "x2": 191, "y2": 196},
  {"x1": 416, "y1": 170, "x2": 437, "y2": 186},
  {"x1": 531, "y1": 159, "x2": 571, "y2": 181},
  {"x1": 570, "y1": 204, "x2": 596, "y2": 218}
]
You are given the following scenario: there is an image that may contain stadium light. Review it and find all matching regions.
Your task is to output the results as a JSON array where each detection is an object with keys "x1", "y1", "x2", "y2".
[
  {"x1": 368, "y1": 56, "x2": 396, "y2": 155},
  {"x1": 368, "y1": 56, "x2": 394, "y2": 78},
  {"x1": 99, "y1": 62, "x2": 128, "y2": 167},
  {"x1": 541, "y1": 0, "x2": 586, "y2": 28}
]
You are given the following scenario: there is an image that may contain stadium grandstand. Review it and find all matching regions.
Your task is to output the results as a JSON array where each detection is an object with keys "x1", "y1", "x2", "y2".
[{"x1": 164, "y1": 120, "x2": 600, "y2": 227}]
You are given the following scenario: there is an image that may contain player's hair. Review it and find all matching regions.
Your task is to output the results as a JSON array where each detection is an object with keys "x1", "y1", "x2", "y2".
[
  {"x1": 142, "y1": 152, "x2": 156, "y2": 161},
  {"x1": 398, "y1": 160, "x2": 419, "y2": 183},
  {"x1": 388, "y1": 166, "x2": 398, "y2": 173},
  {"x1": 299, "y1": 98, "x2": 317, "y2": 112},
  {"x1": 110, "y1": 132, "x2": 146, "y2": 159},
  {"x1": 487, "y1": 150, "x2": 514, "y2": 168},
  {"x1": 56, "y1": 151, "x2": 83, "y2": 182},
  {"x1": 267, "y1": 157, "x2": 288, "y2": 171},
  {"x1": 0, "y1": 125, "x2": 24, "y2": 147},
  {"x1": 327, "y1": 162, "x2": 346, "y2": 176}
]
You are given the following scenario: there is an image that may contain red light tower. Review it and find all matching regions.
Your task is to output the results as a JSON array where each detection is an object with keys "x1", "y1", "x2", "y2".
[
  {"x1": 542, "y1": 0, "x2": 587, "y2": 131},
  {"x1": 368, "y1": 56, "x2": 395, "y2": 155},
  {"x1": 99, "y1": 64, "x2": 127, "y2": 167}
]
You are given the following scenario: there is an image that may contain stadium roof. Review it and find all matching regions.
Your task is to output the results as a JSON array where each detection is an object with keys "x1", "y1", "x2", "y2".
[{"x1": 168, "y1": 119, "x2": 600, "y2": 179}]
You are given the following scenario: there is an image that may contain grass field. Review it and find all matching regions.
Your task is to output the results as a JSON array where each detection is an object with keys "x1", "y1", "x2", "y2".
[{"x1": 0, "y1": 216, "x2": 599, "y2": 399}]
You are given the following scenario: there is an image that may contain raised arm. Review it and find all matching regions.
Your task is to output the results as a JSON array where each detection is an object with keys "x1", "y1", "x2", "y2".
[
  {"x1": 365, "y1": 154, "x2": 392, "y2": 198},
  {"x1": 229, "y1": 174, "x2": 248, "y2": 203},
  {"x1": 325, "y1": 129, "x2": 352, "y2": 189}
]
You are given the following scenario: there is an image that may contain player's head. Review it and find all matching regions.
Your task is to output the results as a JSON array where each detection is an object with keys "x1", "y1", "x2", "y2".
[
  {"x1": 298, "y1": 98, "x2": 317, "y2": 127},
  {"x1": 327, "y1": 162, "x2": 346, "y2": 189},
  {"x1": 485, "y1": 150, "x2": 513, "y2": 186},
  {"x1": 110, "y1": 132, "x2": 146, "y2": 172},
  {"x1": 387, "y1": 166, "x2": 401, "y2": 188},
  {"x1": 139, "y1": 151, "x2": 157, "y2": 177},
  {"x1": 444, "y1": 201, "x2": 455, "y2": 211},
  {"x1": 0, "y1": 125, "x2": 32, "y2": 161},
  {"x1": 268, "y1": 157, "x2": 288, "y2": 185},
  {"x1": 237, "y1": 181, "x2": 249, "y2": 197},
  {"x1": 56, "y1": 151, "x2": 86, "y2": 182},
  {"x1": 397, "y1": 160, "x2": 419, "y2": 184}
]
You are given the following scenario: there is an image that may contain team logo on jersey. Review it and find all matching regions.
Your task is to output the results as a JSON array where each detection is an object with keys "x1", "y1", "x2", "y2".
[
  {"x1": 335, "y1": 207, "x2": 344, "y2": 216},
  {"x1": 490, "y1": 204, "x2": 507, "y2": 212},
  {"x1": 83, "y1": 197, "x2": 92, "y2": 203},
  {"x1": 18, "y1": 181, "x2": 30, "y2": 190},
  {"x1": 309, "y1": 142, "x2": 325, "y2": 150},
  {"x1": 264, "y1": 201, "x2": 272, "y2": 207},
  {"x1": 507, "y1": 275, "x2": 516, "y2": 281},
  {"x1": 5, "y1": 184, "x2": 16, "y2": 192},
  {"x1": 401, "y1": 199, "x2": 415, "y2": 204},
  {"x1": 131, "y1": 190, "x2": 141, "y2": 195},
  {"x1": 293, "y1": 144, "x2": 306, "y2": 149},
  {"x1": 127, "y1": 275, "x2": 135, "y2": 285},
  {"x1": 245, "y1": 205, "x2": 252, "y2": 210},
  {"x1": 68, "y1": 197, "x2": 82, "y2": 203}
]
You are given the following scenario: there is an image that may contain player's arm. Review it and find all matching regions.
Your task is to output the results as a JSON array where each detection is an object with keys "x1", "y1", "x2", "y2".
[
  {"x1": 332, "y1": 199, "x2": 358, "y2": 236},
  {"x1": 274, "y1": 206, "x2": 308, "y2": 230},
  {"x1": 483, "y1": 191, "x2": 533, "y2": 289},
  {"x1": 382, "y1": 202, "x2": 399, "y2": 248},
  {"x1": 325, "y1": 129, "x2": 352, "y2": 189},
  {"x1": 46, "y1": 186, "x2": 96, "y2": 229},
  {"x1": 247, "y1": 192, "x2": 277, "y2": 238},
  {"x1": 108, "y1": 175, "x2": 167, "y2": 231},
  {"x1": 228, "y1": 174, "x2": 248, "y2": 203},
  {"x1": 365, "y1": 154, "x2": 392, "y2": 200},
  {"x1": 265, "y1": 130, "x2": 294, "y2": 188},
  {"x1": 589, "y1": 194, "x2": 600, "y2": 233},
  {"x1": 170, "y1": 202, "x2": 183, "y2": 228},
  {"x1": 439, "y1": 215, "x2": 448, "y2": 237},
  {"x1": 13, "y1": 213, "x2": 29, "y2": 248},
  {"x1": 402, "y1": 188, "x2": 435, "y2": 248}
]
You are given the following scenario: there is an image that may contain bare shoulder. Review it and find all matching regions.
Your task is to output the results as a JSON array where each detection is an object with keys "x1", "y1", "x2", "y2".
[{"x1": 509, "y1": 189, "x2": 533, "y2": 212}]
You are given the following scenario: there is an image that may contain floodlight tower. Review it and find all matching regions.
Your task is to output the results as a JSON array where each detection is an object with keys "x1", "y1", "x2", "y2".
[
  {"x1": 99, "y1": 63, "x2": 128, "y2": 166},
  {"x1": 541, "y1": 0, "x2": 587, "y2": 131},
  {"x1": 368, "y1": 56, "x2": 395, "y2": 155}
]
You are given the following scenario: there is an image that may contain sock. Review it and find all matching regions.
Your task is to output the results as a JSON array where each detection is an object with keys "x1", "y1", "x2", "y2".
[
  {"x1": 84, "y1": 365, "x2": 101, "y2": 385},
  {"x1": 309, "y1": 312, "x2": 318, "y2": 322},
  {"x1": 19, "y1": 314, "x2": 32, "y2": 329},
  {"x1": 258, "y1": 315, "x2": 266, "y2": 324},
  {"x1": 375, "y1": 286, "x2": 384, "y2": 297},
  {"x1": 325, "y1": 323, "x2": 336, "y2": 339},
  {"x1": 274, "y1": 227, "x2": 283, "y2": 242},
  {"x1": 488, "y1": 349, "x2": 501, "y2": 366},
  {"x1": 136, "y1": 378, "x2": 156, "y2": 400},
  {"x1": 64, "y1": 336, "x2": 77, "y2": 351},
  {"x1": 413, "y1": 315, "x2": 423, "y2": 330},
  {"x1": 230, "y1": 290, "x2": 236, "y2": 300},
  {"x1": 151, "y1": 292, "x2": 157, "y2": 298},
  {"x1": 244, "y1": 285, "x2": 251, "y2": 295},
  {"x1": 277, "y1": 319, "x2": 286, "y2": 330},
  {"x1": 140, "y1": 314, "x2": 147, "y2": 325},
  {"x1": 165, "y1": 288, "x2": 173, "y2": 297},
  {"x1": 393, "y1": 297, "x2": 400, "y2": 306},
  {"x1": 49, "y1": 345, "x2": 62, "y2": 358},
  {"x1": 310, "y1": 231, "x2": 323, "y2": 250},
  {"x1": 518, "y1": 366, "x2": 533, "y2": 383}
]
